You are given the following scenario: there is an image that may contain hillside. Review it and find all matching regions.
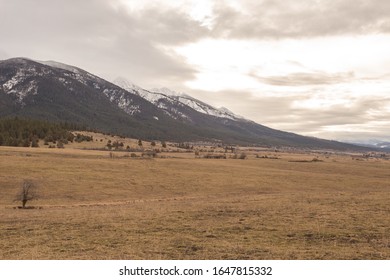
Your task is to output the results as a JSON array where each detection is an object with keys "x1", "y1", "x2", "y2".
[{"x1": 0, "y1": 57, "x2": 368, "y2": 150}]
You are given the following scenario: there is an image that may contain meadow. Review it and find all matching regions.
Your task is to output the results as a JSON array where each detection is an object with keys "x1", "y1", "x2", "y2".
[{"x1": 0, "y1": 141, "x2": 389, "y2": 259}]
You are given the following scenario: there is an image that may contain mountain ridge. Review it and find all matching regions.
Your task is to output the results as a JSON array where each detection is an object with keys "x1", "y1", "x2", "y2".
[{"x1": 0, "y1": 57, "x2": 370, "y2": 151}]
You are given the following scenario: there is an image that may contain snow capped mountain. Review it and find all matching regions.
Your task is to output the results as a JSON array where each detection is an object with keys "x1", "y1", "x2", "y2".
[
  {"x1": 175, "y1": 94, "x2": 245, "y2": 121},
  {"x1": 150, "y1": 86, "x2": 245, "y2": 121},
  {"x1": 38, "y1": 60, "x2": 82, "y2": 74},
  {"x1": 114, "y1": 77, "x2": 245, "y2": 121},
  {"x1": 113, "y1": 77, "x2": 143, "y2": 92},
  {"x1": 113, "y1": 77, "x2": 167, "y2": 105},
  {"x1": 0, "y1": 58, "x2": 148, "y2": 117},
  {"x1": 345, "y1": 139, "x2": 390, "y2": 151},
  {"x1": 42, "y1": 60, "x2": 151, "y2": 115},
  {"x1": 113, "y1": 79, "x2": 193, "y2": 121},
  {"x1": 0, "y1": 58, "x2": 371, "y2": 150},
  {"x1": 150, "y1": 87, "x2": 183, "y2": 97},
  {"x1": 154, "y1": 88, "x2": 247, "y2": 121},
  {"x1": 0, "y1": 59, "x2": 49, "y2": 105}
]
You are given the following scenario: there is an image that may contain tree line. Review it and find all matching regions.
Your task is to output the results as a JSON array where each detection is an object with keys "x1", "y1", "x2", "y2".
[{"x1": 0, "y1": 117, "x2": 87, "y2": 147}]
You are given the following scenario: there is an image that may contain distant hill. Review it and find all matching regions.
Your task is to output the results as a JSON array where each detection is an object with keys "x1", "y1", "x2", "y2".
[{"x1": 0, "y1": 57, "x2": 369, "y2": 151}]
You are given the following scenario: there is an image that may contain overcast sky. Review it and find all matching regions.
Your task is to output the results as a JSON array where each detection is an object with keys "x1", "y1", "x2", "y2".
[{"x1": 1, "y1": 0, "x2": 390, "y2": 142}]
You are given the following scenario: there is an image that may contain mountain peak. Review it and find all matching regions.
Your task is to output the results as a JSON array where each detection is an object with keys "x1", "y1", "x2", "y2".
[
  {"x1": 38, "y1": 60, "x2": 82, "y2": 74},
  {"x1": 2, "y1": 57, "x2": 32, "y2": 63},
  {"x1": 151, "y1": 87, "x2": 184, "y2": 97},
  {"x1": 0, "y1": 57, "x2": 369, "y2": 150},
  {"x1": 113, "y1": 77, "x2": 142, "y2": 91}
]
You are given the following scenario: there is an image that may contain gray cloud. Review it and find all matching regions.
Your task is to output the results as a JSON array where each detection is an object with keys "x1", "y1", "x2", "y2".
[
  {"x1": 188, "y1": 88, "x2": 390, "y2": 141},
  {"x1": 0, "y1": 0, "x2": 208, "y2": 88},
  {"x1": 1, "y1": 0, "x2": 389, "y2": 142},
  {"x1": 250, "y1": 71, "x2": 355, "y2": 86},
  {"x1": 0, "y1": 49, "x2": 8, "y2": 60},
  {"x1": 210, "y1": 0, "x2": 390, "y2": 39}
]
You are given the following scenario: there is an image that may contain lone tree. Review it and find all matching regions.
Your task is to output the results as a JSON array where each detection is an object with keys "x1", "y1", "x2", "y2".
[{"x1": 16, "y1": 180, "x2": 38, "y2": 208}]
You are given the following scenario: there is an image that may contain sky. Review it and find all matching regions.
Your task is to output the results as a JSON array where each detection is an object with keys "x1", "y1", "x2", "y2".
[{"x1": 1, "y1": 0, "x2": 390, "y2": 143}]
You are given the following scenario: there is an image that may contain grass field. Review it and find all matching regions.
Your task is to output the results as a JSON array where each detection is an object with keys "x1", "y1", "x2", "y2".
[{"x1": 0, "y1": 144, "x2": 389, "y2": 259}]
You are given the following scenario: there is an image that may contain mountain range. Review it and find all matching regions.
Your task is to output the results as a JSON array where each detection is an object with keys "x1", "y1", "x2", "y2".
[{"x1": 0, "y1": 57, "x2": 370, "y2": 151}]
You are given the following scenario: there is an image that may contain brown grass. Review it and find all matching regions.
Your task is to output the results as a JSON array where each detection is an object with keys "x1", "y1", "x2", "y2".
[{"x1": 0, "y1": 145, "x2": 389, "y2": 259}]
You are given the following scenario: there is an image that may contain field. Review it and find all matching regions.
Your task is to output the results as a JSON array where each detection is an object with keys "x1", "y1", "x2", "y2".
[{"x1": 0, "y1": 140, "x2": 389, "y2": 259}]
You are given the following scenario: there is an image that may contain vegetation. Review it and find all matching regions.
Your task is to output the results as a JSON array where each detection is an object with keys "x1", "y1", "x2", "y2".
[
  {"x1": 0, "y1": 117, "x2": 84, "y2": 147},
  {"x1": 15, "y1": 180, "x2": 38, "y2": 208},
  {"x1": 74, "y1": 133, "x2": 93, "y2": 143},
  {"x1": 0, "y1": 144, "x2": 389, "y2": 259}
]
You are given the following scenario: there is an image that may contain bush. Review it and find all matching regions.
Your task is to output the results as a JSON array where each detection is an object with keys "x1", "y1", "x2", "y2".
[
  {"x1": 203, "y1": 154, "x2": 226, "y2": 159},
  {"x1": 57, "y1": 141, "x2": 64, "y2": 149},
  {"x1": 142, "y1": 151, "x2": 156, "y2": 158},
  {"x1": 239, "y1": 153, "x2": 247, "y2": 160}
]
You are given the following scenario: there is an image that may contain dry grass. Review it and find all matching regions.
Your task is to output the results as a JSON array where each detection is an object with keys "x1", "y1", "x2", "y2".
[{"x1": 0, "y1": 145, "x2": 389, "y2": 259}]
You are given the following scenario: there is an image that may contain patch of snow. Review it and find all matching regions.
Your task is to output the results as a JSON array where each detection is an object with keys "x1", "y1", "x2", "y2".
[
  {"x1": 113, "y1": 77, "x2": 142, "y2": 91},
  {"x1": 26, "y1": 80, "x2": 38, "y2": 96},
  {"x1": 102, "y1": 88, "x2": 141, "y2": 115},
  {"x1": 2, "y1": 68, "x2": 39, "y2": 103},
  {"x1": 157, "y1": 102, "x2": 168, "y2": 110},
  {"x1": 3, "y1": 76, "x2": 19, "y2": 91},
  {"x1": 113, "y1": 77, "x2": 167, "y2": 105},
  {"x1": 150, "y1": 87, "x2": 185, "y2": 97},
  {"x1": 152, "y1": 87, "x2": 244, "y2": 120},
  {"x1": 153, "y1": 116, "x2": 159, "y2": 121},
  {"x1": 218, "y1": 106, "x2": 245, "y2": 119},
  {"x1": 114, "y1": 78, "x2": 246, "y2": 121}
]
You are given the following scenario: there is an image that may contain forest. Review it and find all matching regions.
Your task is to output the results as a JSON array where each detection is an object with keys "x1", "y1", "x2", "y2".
[{"x1": 0, "y1": 117, "x2": 88, "y2": 147}]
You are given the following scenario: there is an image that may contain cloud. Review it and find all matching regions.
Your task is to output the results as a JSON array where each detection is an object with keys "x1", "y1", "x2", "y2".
[
  {"x1": 0, "y1": 49, "x2": 8, "y2": 60},
  {"x1": 209, "y1": 0, "x2": 390, "y2": 39},
  {"x1": 250, "y1": 71, "x2": 355, "y2": 86},
  {"x1": 0, "y1": 0, "x2": 208, "y2": 88},
  {"x1": 1, "y1": 0, "x2": 389, "y2": 142},
  {"x1": 187, "y1": 87, "x2": 390, "y2": 141}
]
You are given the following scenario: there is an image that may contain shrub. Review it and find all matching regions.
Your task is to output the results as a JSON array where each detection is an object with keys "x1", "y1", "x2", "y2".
[
  {"x1": 239, "y1": 153, "x2": 247, "y2": 160},
  {"x1": 57, "y1": 141, "x2": 64, "y2": 149}
]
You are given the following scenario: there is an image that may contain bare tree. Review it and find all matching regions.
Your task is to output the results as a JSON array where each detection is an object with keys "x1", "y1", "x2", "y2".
[{"x1": 16, "y1": 180, "x2": 38, "y2": 208}]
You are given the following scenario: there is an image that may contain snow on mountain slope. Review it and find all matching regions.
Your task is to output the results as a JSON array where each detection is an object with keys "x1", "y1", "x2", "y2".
[
  {"x1": 1, "y1": 58, "x2": 370, "y2": 150},
  {"x1": 113, "y1": 78, "x2": 190, "y2": 120},
  {"x1": 0, "y1": 58, "x2": 144, "y2": 116},
  {"x1": 113, "y1": 77, "x2": 167, "y2": 104},
  {"x1": 37, "y1": 61, "x2": 148, "y2": 115},
  {"x1": 38, "y1": 60, "x2": 81, "y2": 73},
  {"x1": 151, "y1": 87, "x2": 246, "y2": 121},
  {"x1": 114, "y1": 77, "x2": 246, "y2": 122},
  {"x1": 0, "y1": 59, "x2": 47, "y2": 104},
  {"x1": 114, "y1": 78, "x2": 244, "y2": 121},
  {"x1": 39, "y1": 60, "x2": 106, "y2": 90}
]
